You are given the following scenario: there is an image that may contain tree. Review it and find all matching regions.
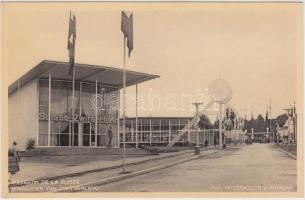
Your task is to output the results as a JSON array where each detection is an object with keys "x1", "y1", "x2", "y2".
[
  {"x1": 244, "y1": 119, "x2": 251, "y2": 132},
  {"x1": 198, "y1": 114, "x2": 212, "y2": 129},
  {"x1": 243, "y1": 112, "x2": 290, "y2": 133},
  {"x1": 274, "y1": 114, "x2": 288, "y2": 127},
  {"x1": 254, "y1": 114, "x2": 266, "y2": 132}
]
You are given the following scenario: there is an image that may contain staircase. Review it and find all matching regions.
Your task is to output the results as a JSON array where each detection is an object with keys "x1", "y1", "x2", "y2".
[{"x1": 167, "y1": 100, "x2": 215, "y2": 147}]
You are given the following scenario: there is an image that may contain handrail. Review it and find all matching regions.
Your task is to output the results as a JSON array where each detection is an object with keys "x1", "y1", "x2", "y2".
[{"x1": 167, "y1": 100, "x2": 215, "y2": 147}]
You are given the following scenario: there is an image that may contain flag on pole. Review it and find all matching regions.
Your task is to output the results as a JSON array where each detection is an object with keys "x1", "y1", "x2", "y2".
[
  {"x1": 121, "y1": 11, "x2": 133, "y2": 57},
  {"x1": 67, "y1": 11, "x2": 76, "y2": 75}
]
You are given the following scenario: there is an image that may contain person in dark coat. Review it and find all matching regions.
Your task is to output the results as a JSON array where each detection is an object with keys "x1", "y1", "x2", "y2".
[
  {"x1": 107, "y1": 126, "x2": 113, "y2": 148},
  {"x1": 204, "y1": 140, "x2": 208, "y2": 147}
]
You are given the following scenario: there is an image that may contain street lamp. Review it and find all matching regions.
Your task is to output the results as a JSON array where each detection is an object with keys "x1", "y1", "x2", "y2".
[
  {"x1": 192, "y1": 102, "x2": 203, "y2": 155},
  {"x1": 208, "y1": 79, "x2": 232, "y2": 149}
]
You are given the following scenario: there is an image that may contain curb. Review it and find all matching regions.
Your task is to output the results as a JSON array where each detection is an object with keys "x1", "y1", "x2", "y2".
[
  {"x1": 56, "y1": 147, "x2": 238, "y2": 192},
  {"x1": 10, "y1": 149, "x2": 197, "y2": 188},
  {"x1": 274, "y1": 145, "x2": 297, "y2": 160},
  {"x1": 11, "y1": 146, "x2": 217, "y2": 188}
]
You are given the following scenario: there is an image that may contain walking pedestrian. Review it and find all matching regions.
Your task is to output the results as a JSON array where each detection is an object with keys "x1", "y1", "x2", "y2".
[
  {"x1": 12, "y1": 141, "x2": 20, "y2": 162},
  {"x1": 107, "y1": 126, "x2": 113, "y2": 148}
]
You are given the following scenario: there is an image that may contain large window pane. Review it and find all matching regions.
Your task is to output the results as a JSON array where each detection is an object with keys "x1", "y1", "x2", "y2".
[
  {"x1": 82, "y1": 82, "x2": 95, "y2": 117},
  {"x1": 38, "y1": 78, "x2": 118, "y2": 147},
  {"x1": 51, "y1": 81, "x2": 68, "y2": 114},
  {"x1": 60, "y1": 121, "x2": 70, "y2": 133},
  {"x1": 39, "y1": 79, "x2": 49, "y2": 113},
  {"x1": 38, "y1": 134, "x2": 48, "y2": 146},
  {"x1": 50, "y1": 121, "x2": 59, "y2": 134},
  {"x1": 38, "y1": 120, "x2": 48, "y2": 146},
  {"x1": 50, "y1": 134, "x2": 59, "y2": 146}
]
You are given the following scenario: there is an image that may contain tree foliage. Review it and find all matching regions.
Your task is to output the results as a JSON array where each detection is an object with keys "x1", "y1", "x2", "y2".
[
  {"x1": 244, "y1": 113, "x2": 288, "y2": 133},
  {"x1": 198, "y1": 114, "x2": 213, "y2": 129}
]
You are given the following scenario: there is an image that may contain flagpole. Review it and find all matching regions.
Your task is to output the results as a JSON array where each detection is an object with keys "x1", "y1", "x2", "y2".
[
  {"x1": 72, "y1": 64, "x2": 75, "y2": 152},
  {"x1": 121, "y1": 10, "x2": 132, "y2": 173},
  {"x1": 269, "y1": 98, "x2": 273, "y2": 143},
  {"x1": 69, "y1": 64, "x2": 75, "y2": 165},
  {"x1": 68, "y1": 11, "x2": 75, "y2": 165},
  {"x1": 123, "y1": 36, "x2": 126, "y2": 174}
]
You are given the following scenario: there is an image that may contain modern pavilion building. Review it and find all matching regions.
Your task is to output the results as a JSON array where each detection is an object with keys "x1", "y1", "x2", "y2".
[{"x1": 8, "y1": 60, "x2": 159, "y2": 151}]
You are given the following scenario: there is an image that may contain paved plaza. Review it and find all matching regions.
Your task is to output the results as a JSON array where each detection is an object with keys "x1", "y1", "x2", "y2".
[{"x1": 96, "y1": 144, "x2": 296, "y2": 192}]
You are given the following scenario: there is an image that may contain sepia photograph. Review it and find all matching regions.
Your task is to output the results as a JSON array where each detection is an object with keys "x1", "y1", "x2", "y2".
[{"x1": 1, "y1": 1, "x2": 303, "y2": 198}]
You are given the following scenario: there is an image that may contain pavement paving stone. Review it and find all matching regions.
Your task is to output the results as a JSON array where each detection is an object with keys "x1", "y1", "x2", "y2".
[
  {"x1": 10, "y1": 147, "x2": 204, "y2": 184},
  {"x1": 93, "y1": 144, "x2": 297, "y2": 192}
]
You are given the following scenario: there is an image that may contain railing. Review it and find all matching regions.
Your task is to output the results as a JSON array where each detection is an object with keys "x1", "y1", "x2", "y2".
[{"x1": 188, "y1": 129, "x2": 219, "y2": 145}]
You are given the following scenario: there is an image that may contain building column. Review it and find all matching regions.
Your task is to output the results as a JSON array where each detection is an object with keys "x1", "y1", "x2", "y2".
[
  {"x1": 48, "y1": 73, "x2": 51, "y2": 147},
  {"x1": 187, "y1": 120, "x2": 190, "y2": 143},
  {"x1": 159, "y1": 119, "x2": 162, "y2": 142},
  {"x1": 178, "y1": 119, "x2": 181, "y2": 142},
  {"x1": 78, "y1": 82, "x2": 83, "y2": 146},
  {"x1": 58, "y1": 121, "x2": 61, "y2": 146},
  {"x1": 18, "y1": 80, "x2": 20, "y2": 147},
  {"x1": 168, "y1": 120, "x2": 171, "y2": 144},
  {"x1": 89, "y1": 123, "x2": 92, "y2": 147},
  {"x1": 117, "y1": 89, "x2": 120, "y2": 148},
  {"x1": 140, "y1": 119, "x2": 143, "y2": 142},
  {"x1": 135, "y1": 84, "x2": 138, "y2": 148},
  {"x1": 95, "y1": 80, "x2": 98, "y2": 147},
  {"x1": 149, "y1": 119, "x2": 152, "y2": 146},
  {"x1": 36, "y1": 80, "x2": 39, "y2": 147},
  {"x1": 219, "y1": 103, "x2": 223, "y2": 148},
  {"x1": 131, "y1": 119, "x2": 134, "y2": 143}
]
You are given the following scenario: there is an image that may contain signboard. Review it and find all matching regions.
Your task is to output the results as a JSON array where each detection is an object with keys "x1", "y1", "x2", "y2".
[{"x1": 38, "y1": 113, "x2": 118, "y2": 124}]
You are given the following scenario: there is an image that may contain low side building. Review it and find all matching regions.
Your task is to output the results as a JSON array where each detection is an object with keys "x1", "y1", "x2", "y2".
[{"x1": 120, "y1": 117, "x2": 222, "y2": 147}]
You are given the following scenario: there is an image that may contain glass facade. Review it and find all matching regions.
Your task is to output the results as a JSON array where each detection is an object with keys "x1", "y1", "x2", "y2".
[
  {"x1": 120, "y1": 118, "x2": 247, "y2": 147},
  {"x1": 120, "y1": 118, "x2": 219, "y2": 146},
  {"x1": 38, "y1": 78, "x2": 119, "y2": 147}
]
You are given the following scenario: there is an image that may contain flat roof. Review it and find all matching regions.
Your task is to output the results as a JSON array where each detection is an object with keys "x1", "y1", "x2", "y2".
[{"x1": 8, "y1": 60, "x2": 159, "y2": 95}]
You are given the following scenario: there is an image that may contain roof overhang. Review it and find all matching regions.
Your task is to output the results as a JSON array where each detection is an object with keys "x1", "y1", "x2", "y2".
[{"x1": 8, "y1": 60, "x2": 159, "y2": 95}]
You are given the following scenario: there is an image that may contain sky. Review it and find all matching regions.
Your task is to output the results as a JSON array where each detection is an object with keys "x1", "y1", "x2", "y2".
[{"x1": 2, "y1": 2, "x2": 302, "y2": 120}]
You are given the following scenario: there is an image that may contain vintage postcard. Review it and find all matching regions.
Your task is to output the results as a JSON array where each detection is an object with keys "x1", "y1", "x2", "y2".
[{"x1": 1, "y1": 1, "x2": 304, "y2": 198}]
